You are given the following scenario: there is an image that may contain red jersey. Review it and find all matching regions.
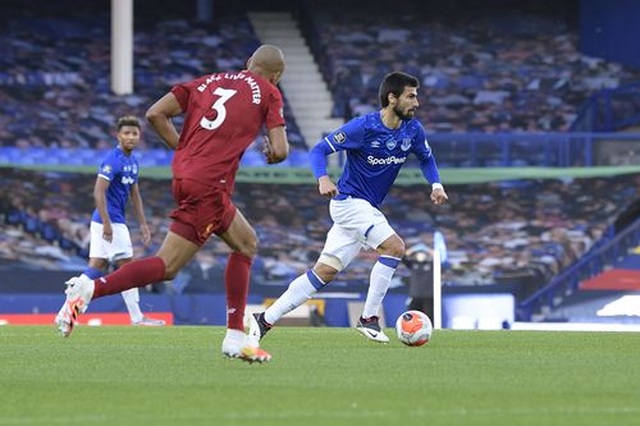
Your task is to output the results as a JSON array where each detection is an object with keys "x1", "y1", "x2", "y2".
[{"x1": 171, "y1": 70, "x2": 285, "y2": 192}]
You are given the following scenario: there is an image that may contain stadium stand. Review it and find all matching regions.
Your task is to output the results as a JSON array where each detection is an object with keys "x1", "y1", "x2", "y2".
[
  {"x1": 3, "y1": 168, "x2": 639, "y2": 304},
  {"x1": 2, "y1": 0, "x2": 640, "y2": 168},
  {"x1": 0, "y1": 0, "x2": 307, "y2": 161},
  {"x1": 301, "y1": 0, "x2": 640, "y2": 134}
]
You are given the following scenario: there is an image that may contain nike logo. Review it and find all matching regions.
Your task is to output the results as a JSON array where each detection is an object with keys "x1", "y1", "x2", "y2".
[{"x1": 362, "y1": 328, "x2": 379, "y2": 338}]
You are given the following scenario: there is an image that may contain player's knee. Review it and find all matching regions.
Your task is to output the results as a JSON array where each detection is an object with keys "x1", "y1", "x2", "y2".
[
  {"x1": 380, "y1": 236, "x2": 405, "y2": 259},
  {"x1": 88, "y1": 258, "x2": 109, "y2": 270},
  {"x1": 314, "y1": 259, "x2": 340, "y2": 283},
  {"x1": 163, "y1": 264, "x2": 180, "y2": 280},
  {"x1": 155, "y1": 251, "x2": 177, "y2": 280},
  {"x1": 238, "y1": 235, "x2": 258, "y2": 258},
  {"x1": 394, "y1": 238, "x2": 406, "y2": 258},
  {"x1": 243, "y1": 237, "x2": 260, "y2": 257}
]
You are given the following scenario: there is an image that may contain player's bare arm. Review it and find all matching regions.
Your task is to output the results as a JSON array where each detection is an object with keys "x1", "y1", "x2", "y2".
[
  {"x1": 264, "y1": 125, "x2": 289, "y2": 164},
  {"x1": 130, "y1": 183, "x2": 151, "y2": 246},
  {"x1": 93, "y1": 177, "x2": 113, "y2": 243},
  {"x1": 145, "y1": 92, "x2": 182, "y2": 150},
  {"x1": 318, "y1": 175, "x2": 338, "y2": 198}
]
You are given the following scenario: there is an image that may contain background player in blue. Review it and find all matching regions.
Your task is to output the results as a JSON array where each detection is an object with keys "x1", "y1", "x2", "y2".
[
  {"x1": 249, "y1": 71, "x2": 448, "y2": 346},
  {"x1": 55, "y1": 116, "x2": 165, "y2": 329}
]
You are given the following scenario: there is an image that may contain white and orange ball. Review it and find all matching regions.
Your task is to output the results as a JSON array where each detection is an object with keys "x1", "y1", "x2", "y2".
[{"x1": 395, "y1": 310, "x2": 433, "y2": 346}]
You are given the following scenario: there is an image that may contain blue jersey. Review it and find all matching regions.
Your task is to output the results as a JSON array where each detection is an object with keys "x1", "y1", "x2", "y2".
[
  {"x1": 91, "y1": 147, "x2": 139, "y2": 224},
  {"x1": 310, "y1": 112, "x2": 441, "y2": 208}
]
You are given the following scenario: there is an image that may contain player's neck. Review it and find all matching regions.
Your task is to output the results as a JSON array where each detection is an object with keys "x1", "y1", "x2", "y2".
[
  {"x1": 117, "y1": 145, "x2": 133, "y2": 156},
  {"x1": 379, "y1": 109, "x2": 401, "y2": 130}
]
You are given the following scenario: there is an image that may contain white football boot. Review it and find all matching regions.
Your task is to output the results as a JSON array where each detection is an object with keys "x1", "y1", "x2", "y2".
[
  {"x1": 54, "y1": 275, "x2": 95, "y2": 337},
  {"x1": 355, "y1": 315, "x2": 390, "y2": 343},
  {"x1": 222, "y1": 328, "x2": 272, "y2": 364}
]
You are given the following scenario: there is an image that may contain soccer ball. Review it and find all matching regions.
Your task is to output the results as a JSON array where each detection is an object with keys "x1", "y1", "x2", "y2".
[{"x1": 395, "y1": 310, "x2": 433, "y2": 346}]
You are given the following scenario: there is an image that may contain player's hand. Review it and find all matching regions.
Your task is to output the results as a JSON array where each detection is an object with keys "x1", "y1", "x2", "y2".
[
  {"x1": 318, "y1": 176, "x2": 338, "y2": 198},
  {"x1": 140, "y1": 223, "x2": 151, "y2": 246},
  {"x1": 263, "y1": 136, "x2": 280, "y2": 164},
  {"x1": 430, "y1": 187, "x2": 448, "y2": 205},
  {"x1": 102, "y1": 222, "x2": 113, "y2": 243}
]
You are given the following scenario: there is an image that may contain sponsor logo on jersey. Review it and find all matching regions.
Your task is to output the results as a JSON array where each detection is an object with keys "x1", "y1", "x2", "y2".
[
  {"x1": 333, "y1": 131, "x2": 346, "y2": 144},
  {"x1": 371, "y1": 140, "x2": 381, "y2": 148},
  {"x1": 101, "y1": 165, "x2": 112, "y2": 174},
  {"x1": 366, "y1": 155, "x2": 407, "y2": 166},
  {"x1": 385, "y1": 139, "x2": 397, "y2": 150},
  {"x1": 401, "y1": 138, "x2": 412, "y2": 151}
]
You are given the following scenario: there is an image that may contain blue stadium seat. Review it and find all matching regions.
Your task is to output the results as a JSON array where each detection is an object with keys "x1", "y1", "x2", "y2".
[
  {"x1": 287, "y1": 149, "x2": 310, "y2": 167},
  {"x1": 240, "y1": 150, "x2": 266, "y2": 167}
]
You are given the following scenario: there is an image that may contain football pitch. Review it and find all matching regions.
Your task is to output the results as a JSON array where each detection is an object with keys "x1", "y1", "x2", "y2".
[{"x1": 1, "y1": 326, "x2": 639, "y2": 426}]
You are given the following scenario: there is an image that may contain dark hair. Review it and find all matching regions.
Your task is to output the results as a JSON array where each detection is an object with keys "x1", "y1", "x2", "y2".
[
  {"x1": 378, "y1": 72, "x2": 420, "y2": 108},
  {"x1": 116, "y1": 115, "x2": 141, "y2": 131}
]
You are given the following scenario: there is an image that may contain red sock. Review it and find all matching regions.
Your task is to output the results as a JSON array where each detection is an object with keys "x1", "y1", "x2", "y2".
[
  {"x1": 225, "y1": 252, "x2": 252, "y2": 331},
  {"x1": 93, "y1": 256, "x2": 166, "y2": 299}
]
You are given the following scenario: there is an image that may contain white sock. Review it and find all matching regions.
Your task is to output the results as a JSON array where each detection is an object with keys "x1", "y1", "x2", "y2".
[
  {"x1": 221, "y1": 328, "x2": 248, "y2": 355},
  {"x1": 121, "y1": 288, "x2": 144, "y2": 323},
  {"x1": 264, "y1": 271, "x2": 324, "y2": 325},
  {"x1": 362, "y1": 257, "x2": 400, "y2": 318},
  {"x1": 224, "y1": 328, "x2": 246, "y2": 346}
]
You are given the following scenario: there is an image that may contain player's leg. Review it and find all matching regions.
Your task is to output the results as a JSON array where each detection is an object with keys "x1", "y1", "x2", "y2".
[
  {"x1": 83, "y1": 258, "x2": 109, "y2": 280},
  {"x1": 216, "y1": 208, "x2": 270, "y2": 362},
  {"x1": 251, "y1": 198, "x2": 367, "y2": 343},
  {"x1": 98, "y1": 231, "x2": 200, "y2": 297},
  {"x1": 248, "y1": 261, "x2": 339, "y2": 346},
  {"x1": 53, "y1": 257, "x2": 107, "y2": 329},
  {"x1": 249, "y1": 223, "x2": 362, "y2": 346},
  {"x1": 54, "y1": 222, "x2": 109, "y2": 334},
  {"x1": 119, "y1": 285, "x2": 143, "y2": 323},
  {"x1": 262, "y1": 225, "x2": 358, "y2": 326},
  {"x1": 105, "y1": 223, "x2": 153, "y2": 325},
  {"x1": 356, "y1": 209, "x2": 404, "y2": 343},
  {"x1": 80, "y1": 221, "x2": 111, "y2": 281},
  {"x1": 114, "y1": 258, "x2": 166, "y2": 326},
  {"x1": 89, "y1": 220, "x2": 199, "y2": 296},
  {"x1": 68, "y1": 257, "x2": 108, "y2": 300},
  {"x1": 56, "y1": 179, "x2": 204, "y2": 337},
  {"x1": 55, "y1": 231, "x2": 199, "y2": 337},
  {"x1": 364, "y1": 232, "x2": 404, "y2": 318},
  {"x1": 90, "y1": 175, "x2": 214, "y2": 301},
  {"x1": 218, "y1": 207, "x2": 258, "y2": 334}
]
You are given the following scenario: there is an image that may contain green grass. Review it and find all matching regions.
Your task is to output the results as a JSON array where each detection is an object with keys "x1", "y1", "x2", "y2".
[{"x1": 1, "y1": 326, "x2": 639, "y2": 426}]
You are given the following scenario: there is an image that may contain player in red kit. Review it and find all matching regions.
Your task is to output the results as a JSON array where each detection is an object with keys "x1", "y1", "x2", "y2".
[{"x1": 54, "y1": 44, "x2": 289, "y2": 364}]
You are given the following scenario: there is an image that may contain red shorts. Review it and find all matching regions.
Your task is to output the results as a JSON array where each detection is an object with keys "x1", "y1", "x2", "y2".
[{"x1": 169, "y1": 178, "x2": 236, "y2": 247}]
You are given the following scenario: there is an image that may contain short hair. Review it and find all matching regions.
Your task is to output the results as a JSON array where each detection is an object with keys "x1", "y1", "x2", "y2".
[
  {"x1": 378, "y1": 72, "x2": 420, "y2": 108},
  {"x1": 116, "y1": 115, "x2": 141, "y2": 131}
]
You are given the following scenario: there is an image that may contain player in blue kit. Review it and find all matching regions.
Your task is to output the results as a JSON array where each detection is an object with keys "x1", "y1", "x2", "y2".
[
  {"x1": 249, "y1": 71, "x2": 448, "y2": 345},
  {"x1": 54, "y1": 116, "x2": 164, "y2": 330}
]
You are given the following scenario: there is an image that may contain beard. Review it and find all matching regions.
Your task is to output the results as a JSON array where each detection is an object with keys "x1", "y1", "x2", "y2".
[{"x1": 393, "y1": 105, "x2": 416, "y2": 121}]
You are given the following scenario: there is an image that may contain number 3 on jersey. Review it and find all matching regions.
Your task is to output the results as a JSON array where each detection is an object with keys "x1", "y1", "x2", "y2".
[{"x1": 200, "y1": 87, "x2": 237, "y2": 130}]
